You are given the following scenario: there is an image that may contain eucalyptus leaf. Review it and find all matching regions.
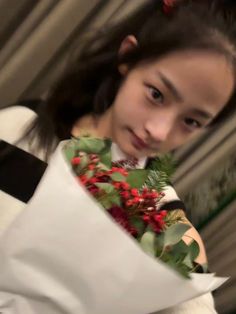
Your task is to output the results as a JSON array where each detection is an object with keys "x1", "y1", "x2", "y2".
[
  {"x1": 130, "y1": 217, "x2": 145, "y2": 237},
  {"x1": 140, "y1": 231, "x2": 156, "y2": 256},
  {"x1": 79, "y1": 155, "x2": 89, "y2": 169},
  {"x1": 100, "y1": 198, "x2": 114, "y2": 209},
  {"x1": 127, "y1": 169, "x2": 149, "y2": 188},
  {"x1": 86, "y1": 170, "x2": 94, "y2": 179},
  {"x1": 97, "y1": 163, "x2": 110, "y2": 171},
  {"x1": 95, "y1": 183, "x2": 115, "y2": 194},
  {"x1": 111, "y1": 193, "x2": 121, "y2": 206},
  {"x1": 155, "y1": 232, "x2": 164, "y2": 248},
  {"x1": 164, "y1": 259, "x2": 190, "y2": 279},
  {"x1": 170, "y1": 240, "x2": 189, "y2": 256},
  {"x1": 77, "y1": 137, "x2": 109, "y2": 154},
  {"x1": 182, "y1": 253, "x2": 194, "y2": 269},
  {"x1": 163, "y1": 223, "x2": 191, "y2": 247},
  {"x1": 188, "y1": 240, "x2": 200, "y2": 261},
  {"x1": 99, "y1": 191, "x2": 121, "y2": 209},
  {"x1": 63, "y1": 145, "x2": 75, "y2": 163},
  {"x1": 110, "y1": 172, "x2": 126, "y2": 182},
  {"x1": 168, "y1": 240, "x2": 189, "y2": 264},
  {"x1": 65, "y1": 147, "x2": 75, "y2": 162},
  {"x1": 99, "y1": 149, "x2": 112, "y2": 168}
]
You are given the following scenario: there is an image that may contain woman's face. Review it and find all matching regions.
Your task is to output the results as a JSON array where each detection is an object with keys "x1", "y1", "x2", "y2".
[{"x1": 101, "y1": 50, "x2": 234, "y2": 158}]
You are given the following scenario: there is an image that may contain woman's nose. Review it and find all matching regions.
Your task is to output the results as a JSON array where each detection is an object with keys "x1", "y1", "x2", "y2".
[{"x1": 145, "y1": 114, "x2": 175, "y2": 143}]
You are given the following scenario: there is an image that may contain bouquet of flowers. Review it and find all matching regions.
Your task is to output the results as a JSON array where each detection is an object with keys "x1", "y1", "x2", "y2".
[
  {"x1": 0, "y1": 136, "x2": 227, "y2": 314},
  {"x1": 65, "y1": 136, "x2": 204, "y2": 278}
]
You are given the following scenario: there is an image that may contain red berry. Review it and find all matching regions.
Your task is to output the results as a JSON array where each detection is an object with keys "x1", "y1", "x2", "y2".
[
  {"x1": 126, "y1": 200, "x2": 133, "y2": 207},
  {"x1": 121, "y1": 182, "x2": 130, "y2": 190},
  {"x1": 120, "y1": 191, "x2": 130, "y2": 199},
  {"x1": 142, "y1": 215, "x2": 150, "y2": 222},
  {"x1": 111, "y1": 167, "x2": 119, "y2": 172},
  {"x1": 113, "y1": 182, "x2": 121, "y2": 189},
  {"x1": 120, "y1": 169, "x2": 128, "y2": 176},
  {"x1": 88, "y1": 164, "x2": 95, "y2": 170},
  {"x1": 151, "y1": 192, "x2": 158, "y2": 198},
  {"x1": 79, "y1": 175, "x2": 87, "y2": 184},
  {"x1": 132, "y1": 197, "x2": 140, "y2": 204},
  {"x1": 160, "y1": 210, "x2": 167, "y2": 217},
  {"x1": 130, "y1": 227, "x2": 138, "y2": 237},
  {"x1": 131, "y1": 188, "x2": 139, "y2": 196},
  {"x1": 71, "y1": 157, "x2": 81, "y2": 165},
  {"x1": 154, "y1": 214, "x2": 162, "y2": 222},
  {"x1": 89, "y1": 177, "x2": 98, "y2": 184}
]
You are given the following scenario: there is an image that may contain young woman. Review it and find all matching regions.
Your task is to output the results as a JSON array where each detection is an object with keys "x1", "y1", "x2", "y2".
[{"x1": 0, "y1": 0, "x2": 235, "y2": 312}]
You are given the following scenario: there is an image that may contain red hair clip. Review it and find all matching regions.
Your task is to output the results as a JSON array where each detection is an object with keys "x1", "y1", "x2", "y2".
[{"x1": 163, "y1": 0, "x2": 177, "y2": 15}]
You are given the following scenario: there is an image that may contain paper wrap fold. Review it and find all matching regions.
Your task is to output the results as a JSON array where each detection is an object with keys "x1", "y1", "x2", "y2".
[{"x1": 0, "y1": 143, "x2": 227, "y2": 314}]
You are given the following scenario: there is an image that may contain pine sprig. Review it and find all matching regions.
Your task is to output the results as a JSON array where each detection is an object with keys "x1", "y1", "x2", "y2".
[
  {"x1": 144, "y1": 170, "x2": 168, "y2": 192},
  {"x1": 147, "y1": 154, "x2": 176, "y2": 178}
]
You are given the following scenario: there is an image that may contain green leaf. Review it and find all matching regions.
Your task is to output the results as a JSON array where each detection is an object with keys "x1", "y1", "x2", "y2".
[
  {"x1": 169, "y1": 240, "x2": 189, "y2": 261},
  {"x1": 130, "y1": 217, "x2": 145, "y2": 237},
  {"x1": 86, "y1": 170, "x2": 94, "y2": 179},
  {"x1": 79, "y1": 155, "x2": 89, "y2": 169},
  {"x1": 188, "y1": 240, "x2": 200, "y2": 261},
  {"x1": 99, "y1": 149, "x2": 112, "y2": 168},
  {"x1": 155, "y1": 232, "x2": 165, "y2": 248},
  {"x1": 97, "y1": 163, "x2": 110, "y2": 171},
  {"x1": 64, "y1": 148, "x2": 75, "y2": 163},
  {"x1": 99, "y1": 191, "x2": 121, "y2": 209},
  {"x1": 140, "y1": 231, "x2": 156, "y2": 256},
  {"x1": 95, "y1": 183, "x2": 115, "y2": 194},
  {"x1": 182, "y1": 253, "x2": 194, "y2": 269},
  {"x1": 126, "y1": 169, "x2": 149, "y2": 188},
  {"x1": 77, "y1": 137, "x2": 111, "y2": 154},
  {"x1": 112, "y1": 195, "x2": 121, "y2": 206},
  {"x1": 63, "y1": 142, "x2": 76, "y2": 163},
  {"x1": 163, "y1": 223, "x2": 191, "y2": 247},
  {"x1": 110, "y1": 172, "x2": 126, "y2": 182},
  {"x1": 162, "y1": 257, "x2": 190, "y2": 279}
]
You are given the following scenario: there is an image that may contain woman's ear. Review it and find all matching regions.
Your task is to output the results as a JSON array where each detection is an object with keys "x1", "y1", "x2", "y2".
[
  {"x1": 118, "y1": 35, "x2": 138, "y2": 75},
  {"x1": 118, "y1": 35, "x2": 138, "y2": 56}
]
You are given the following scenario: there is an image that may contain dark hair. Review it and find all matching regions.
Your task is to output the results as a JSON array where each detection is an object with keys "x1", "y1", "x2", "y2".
[{"x1": 28, "y1": 0, "x2": 236, "y2": 157}]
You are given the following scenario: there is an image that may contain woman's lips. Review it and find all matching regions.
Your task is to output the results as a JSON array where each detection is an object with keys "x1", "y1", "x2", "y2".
[{"x1": 130, "y1": 131, "x2": 149, "y2": 150}]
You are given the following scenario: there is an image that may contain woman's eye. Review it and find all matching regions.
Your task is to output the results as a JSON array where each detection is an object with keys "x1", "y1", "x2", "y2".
[
  {"x1": 147, "y1": 85, "x2": 164, "y2": 104},
  {"x1": 184, "y1": 118, "x2": 202, "y2": 130}
]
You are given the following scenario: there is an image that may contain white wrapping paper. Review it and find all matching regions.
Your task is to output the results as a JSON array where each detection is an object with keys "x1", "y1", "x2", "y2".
[{"x1": 0, "y1": 144, "x2": 227, "y2": 314}]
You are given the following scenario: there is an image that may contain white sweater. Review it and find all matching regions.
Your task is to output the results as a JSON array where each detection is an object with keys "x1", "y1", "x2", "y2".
[{"x1": 0, "y1": 105, "x2": 218, "y2": 313}]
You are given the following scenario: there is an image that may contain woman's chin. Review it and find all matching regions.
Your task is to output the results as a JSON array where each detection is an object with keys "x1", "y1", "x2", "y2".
[{"x1": 118, "y1": 142, "x2": 149, "y2": 159}]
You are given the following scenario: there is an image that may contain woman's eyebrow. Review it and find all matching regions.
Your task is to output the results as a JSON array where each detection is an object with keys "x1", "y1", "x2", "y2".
[
  {"x1": 191, "y1": 108, "x2": 214, "y2": 120},
  {"x1": 157, "y1": 71, "x2": 184, "y2": 103},
  {"x1": 157, "y1": 71, "x2": 214, "y2": 120}
]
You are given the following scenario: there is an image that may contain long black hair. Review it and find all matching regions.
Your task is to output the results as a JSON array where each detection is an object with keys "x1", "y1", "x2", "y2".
[{"x1": 26, "y1": 0, "x2": 236, "y2": 158}]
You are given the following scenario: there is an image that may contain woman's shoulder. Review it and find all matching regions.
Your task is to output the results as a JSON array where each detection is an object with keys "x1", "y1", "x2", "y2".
[
  {"x1": 0, "y1": 98, "x2": 44, "y2": 142},
  {"x1": 0, "y1": 101, "x2": 47, "y2": 235},
  {"x1": 0, "y1": 99, "x2": 47, "y2": 159},
  {"x1": 0, "y1": 105, "x2": 37, "y2": 144}
]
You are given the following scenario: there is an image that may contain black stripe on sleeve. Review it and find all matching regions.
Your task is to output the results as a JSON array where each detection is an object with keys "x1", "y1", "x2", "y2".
[
  {"x1": 0, "y1": 140, "x2": 47, "y2": 203},
  {"x1": 159, "y1": 200, "x2": 186, "y2": 212}
]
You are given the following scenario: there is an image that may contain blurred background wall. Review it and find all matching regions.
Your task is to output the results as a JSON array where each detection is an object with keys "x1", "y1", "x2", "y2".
[{"x1": 0, "y1": 1, "x2": 235, "y2": 313}]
